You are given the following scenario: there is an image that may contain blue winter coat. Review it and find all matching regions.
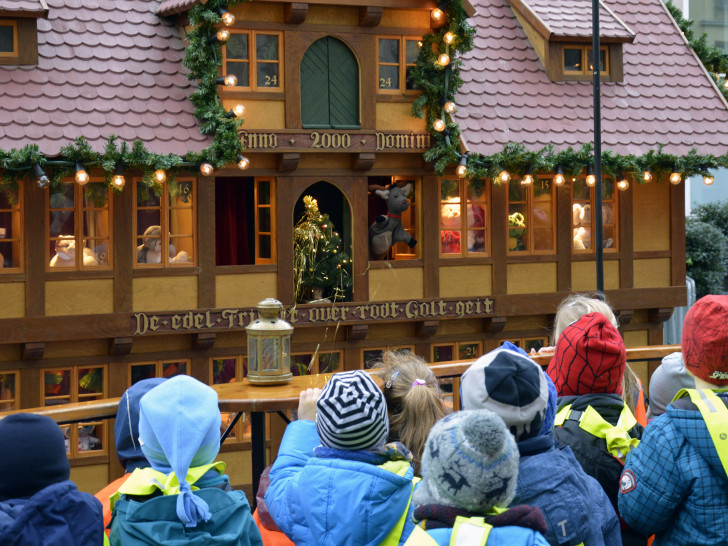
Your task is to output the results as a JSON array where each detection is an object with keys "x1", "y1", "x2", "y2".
[
  {"x1": 0, "y1": 480, "x2": 103, "y2": 546},
  {"x1": 618, "y1": 393, "x2": 728, "y2": 545},
  {"x1": 424, "y1": 523, "x2": 550, "y2": 545},
  {"x1": 515, "y1": 435, "x2": 621, "y2": 546},
  {"x1": 265, "y1": 420, "x2": 417, "y2": 546}
]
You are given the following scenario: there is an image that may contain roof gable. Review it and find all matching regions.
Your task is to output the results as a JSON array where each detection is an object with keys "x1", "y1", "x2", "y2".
[
  {"x1": 456, "y1": 0, "x2": 728, "y2": 156},
  {"x1": 0, "y1": 1, "x2": 48, "y2": 18}
]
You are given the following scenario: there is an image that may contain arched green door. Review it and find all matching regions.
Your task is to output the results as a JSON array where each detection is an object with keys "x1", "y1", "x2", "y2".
[{"x1": 301, "y1": 37, "x2": 360, "y2": 129}]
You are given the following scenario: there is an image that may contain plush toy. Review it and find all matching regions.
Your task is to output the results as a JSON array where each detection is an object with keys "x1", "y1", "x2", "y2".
[
  {"x1": 49, "y1": 236, "x2": 99, "y2": 267},
  {"x1": 440, "y1": 198, "x2": 486, "y2": 252},
  {"x1": 137, "y1": 225, "x2": 191, "y2": 264},
  {"x1": 572, "y1": 203, "x2": 591, "y2": 226},
  {"x1": 369, "y1": 183, "x2": 417, "y2": 258},
  {"x1": 573, "y1": 226, "x2": 590, "y2": 250}
]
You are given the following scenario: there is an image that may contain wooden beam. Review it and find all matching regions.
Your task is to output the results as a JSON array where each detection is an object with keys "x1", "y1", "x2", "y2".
[
  {"x1": 484, "y1": 316, "x2": 507, "y2": 334},
  {"x1": 109, "y1": 337, "x2": 132, "y2": 356},
  {"x1": 352, "y1": 152, "x2": 375, "y2": 171},
  {"x1": 359, "y1": 6, "x2": 382, "y2": 26},
  {"x1": 284, "y1": 2, "x2": 308, "y2": 24},
  {"x1": 347, "y1": 323, "x2": 368, "y2": 340},
  {"x1": 415, "y1": 320, "x2": 439, "y2": 337},
  {"x1": 649, "y1": 307, "x2": 674, "y2": 324},
  {"x1": 22, "y1": 342, "x2": 45, "y2": 360},
  {"x1": 615, "y1": 308, "x2": 633, "y2": 326},
  {"x1": 277, "y1": 153, "x2": 300, "y2": 172},
  {"x1": 194, "y1": 332, "x2": 217, "y2": 351}
]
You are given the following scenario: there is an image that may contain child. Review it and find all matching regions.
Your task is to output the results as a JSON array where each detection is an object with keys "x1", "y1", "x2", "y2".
[
  {"x1": 645, "y1": 351, "x2": 694, "y2": 419},
  {"x1": 373, "y1": 350, "x2": 445, "y2": 475},
  {"x1": 547, "y1": 312, "x2": 645, "y2": 546},
  {"x1": 0, "y1": 413, "x2": 104, "y2": 545},
  {"x1": 619, "y1": 295, "x2": 728, "y2": 544},
  {"x1": 95, "y1": 378, "x2": 166, "y2": 531},
  {"x1": 406, "y1": 408, "x2": 549, "y2": 545},
  {"x1": 265, "y1": 370, "x2": 418, "y2": 545},
  {"x1": 109, "y1": 375, "x2": 262, "y2": 545},
  {"x1": 461, "y1": 347, "x2": 621, "y2": 546}
]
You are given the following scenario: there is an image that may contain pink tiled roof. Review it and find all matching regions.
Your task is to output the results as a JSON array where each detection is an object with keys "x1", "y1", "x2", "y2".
[
  {"x1": 157, "y1": 0, "x2": 201, "y2": 17},
  {"x1": 457, "y1": 0, "x2": 728, "y2": 156},
  {"x1": 0, "y1": 0, "x2": 47, "y2": 17},
  {"x1": 0, "y1": 0, "x2": 210, "y2": 157},
  {"x1": 511, "y1": 0, "x2": 634, "y2": 41}
]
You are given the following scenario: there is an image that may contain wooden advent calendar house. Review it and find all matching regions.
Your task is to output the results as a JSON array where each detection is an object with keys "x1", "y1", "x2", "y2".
[{"x1": 0, "y1": 0, "x2": 728, "y2": 495}]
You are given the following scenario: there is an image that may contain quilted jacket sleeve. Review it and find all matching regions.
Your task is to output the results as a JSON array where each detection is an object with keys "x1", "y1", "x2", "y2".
[
  {"x1": 617, "y1": 415, "x2": 686, "y2": 534},
  {"x1": 264, "y1": 420, "x2": 321, "y2": 540}
]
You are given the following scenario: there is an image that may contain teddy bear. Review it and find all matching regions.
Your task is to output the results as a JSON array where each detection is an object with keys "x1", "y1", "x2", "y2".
[
  {"x1": 573, "y1": 226, "x2": 590, "y2": 250},
  {"x1": 369, "y1": 183, "x2": 417, "y2": 258},
  {"x1": 49, "y1": 236, "x2": 99, "y2": 267},
  {"x1": 440, "y1": 198, "x2": 486, "y2": 253},
  {"x1": 137, "y1": 225, "x2": 191, "y2": 264}
]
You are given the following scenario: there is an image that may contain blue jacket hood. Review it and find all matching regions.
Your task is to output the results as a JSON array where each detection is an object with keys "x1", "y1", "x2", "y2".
[
  {"x1": 0, "y1": 480, "x2": 103, "y2": 546},
  {"x1": 266, "y1": 420, "x2": 417, "y2": 546},
  {"x1": 115, "y1": 377, "x2": 166, "y2": 472}
]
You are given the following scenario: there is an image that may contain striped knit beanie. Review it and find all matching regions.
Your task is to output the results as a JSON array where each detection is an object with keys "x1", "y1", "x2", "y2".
[
  {"x1": 316, "y1": 370, "x2": 389, "y2": 451},
  {"x1": 547, "y1": 312, "x2": 626, "y2": 396}
]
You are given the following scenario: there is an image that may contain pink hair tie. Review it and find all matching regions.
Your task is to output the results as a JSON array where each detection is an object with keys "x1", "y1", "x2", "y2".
[{"x1": 412, "y1": 378, "x2": 426, "y2": 387}]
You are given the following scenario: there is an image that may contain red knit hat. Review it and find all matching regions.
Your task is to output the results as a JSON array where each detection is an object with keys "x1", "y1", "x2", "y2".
[
  {"x1": 547, "y1": 312, "x2": 626, "y2": 396},
  {"x1": 682, "y1": 295, "x2": 728, "y2": 386}
]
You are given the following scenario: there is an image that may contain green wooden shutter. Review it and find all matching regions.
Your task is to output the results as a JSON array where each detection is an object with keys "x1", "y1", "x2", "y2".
[{"x1": 301, "y1": 37, "x2": 360, "y2": 129}]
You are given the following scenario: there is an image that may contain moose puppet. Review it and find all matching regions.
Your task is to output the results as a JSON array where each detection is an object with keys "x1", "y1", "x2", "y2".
[{"x1": 369, "y1": 182, "x2": 417, "y2": 259}]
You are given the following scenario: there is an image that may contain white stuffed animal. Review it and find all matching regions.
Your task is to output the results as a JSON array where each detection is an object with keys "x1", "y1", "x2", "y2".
[
  {"x1": 50, "y1": 236, "x2": 99, "y2": 267},
  {"x1": 440, "y1": 198, "x2": 486, "y2": 252}
]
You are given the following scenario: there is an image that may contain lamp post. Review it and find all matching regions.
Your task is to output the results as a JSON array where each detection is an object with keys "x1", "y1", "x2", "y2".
[
  {"x1": 246, "y1": 298, "x2": 293, "y2": 385},
  {"x1": 593, "y1": 0, "x2": 604, "y2": 293}
]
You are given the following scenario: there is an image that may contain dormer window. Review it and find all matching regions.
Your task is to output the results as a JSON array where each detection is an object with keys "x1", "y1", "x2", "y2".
[
  {"x1": 0, "y1": 21, "x2": 18, "y2": 58},
  {"x1": 508, "y1": 0, "x2": 634, "y2": 83}
]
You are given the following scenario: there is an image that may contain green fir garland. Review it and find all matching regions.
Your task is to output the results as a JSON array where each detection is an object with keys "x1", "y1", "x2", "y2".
[{"x1": 411, "y1": 0, "x2": 728, "y2": 184}]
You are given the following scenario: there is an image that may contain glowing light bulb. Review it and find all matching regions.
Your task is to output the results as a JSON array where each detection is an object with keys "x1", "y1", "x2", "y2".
[
  {"x1": 200, "y1": 163, "x2": 214, "y2": 176},
  {"x1": 75, "y1": 167, "x2": 89, "y2": 185},
  {"x1": 554, "y1": 173, "x2": 565, "y2": 185},
  {"x1": 154, "y1": 169, "x2": 167, "y2": 184},
  {"x1": 586, "y1": 173, "x2": 596, "y2": 186},
  {"x1": 233, "y1": 103, "x2": 245, "y2": 117},
  {"x1": 443, "y1": 101, "x2": 456, "y2": 114},
  {"x1": 643, "y1": 170, "x2": 652, "y2": 182},
  {"x1": 617, "y1": 178, "x2": 629, "y2": 191},
  {"x1": 670, "y1": 172, "x2": 682, "y2": 185},
  {"x1": 220, "y1": 10, "x2": 235, "y2": 26},
  {"x1": 224, "y1": 74, "x2": 238, "y2": 86},
  {"x1": 498, "y1": 170, "x2": 511, "y2": 183},
  {"x1": 112, "y1": 174, "x2": 125, "y2": 189},
  {"x1": 431, "y1": 8, "x2": 444, "y2": 21},
  {"x1": 216, "y1": 29, "x2": 230, "y2": 42},
  {"x1": 704, "y1": 174, "x2": 715, "y2": 185},
  {"x1": 237, "y1": 155, "x2": 250, "y2": 170},
  {"x1": 438, "y1": 53, "x2": 451, "y2": 66},
  {"x1": 456, "y1": 164, "x2": 467, "y2": 177},
  {"x1": 433, "y1": 119, "x2": 446, "y2": 132},
  {"x1": 522, "y1": 174, "x2": 534, "y2": 185},
  {"x1": 443, "y1": 32, "x2": 455, "y2": 44}
]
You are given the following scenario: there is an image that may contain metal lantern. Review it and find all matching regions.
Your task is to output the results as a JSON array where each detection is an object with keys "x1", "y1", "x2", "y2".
[{"x1": 246, "y1": 298, "x2": 293, "y2": 385}]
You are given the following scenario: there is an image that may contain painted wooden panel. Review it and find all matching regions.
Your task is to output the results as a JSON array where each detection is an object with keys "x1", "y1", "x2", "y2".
[
  {"x1": 301, "y1": 38, "x2": 331, "y2": 127},
  {"x1": 633, "y1": 180, "x2": 670, "y2": 251},
  {"x1": 70, "y1": 463, "x2": 108, "y2": 494},
  {"x1": 0, "y1": 283, "x2": 24, "y2": 318},
  {"x1": 233, "y1": 3, "x2": 283, "y2": 22},
  {"x1": 369, "y1": 266, "x2": 423, "y2": 301},
  {"x1": 507, "y1": 262, "x2": 556, "y2": 294},
  {"x1": 130, "y1": 334, "x2": 190, "y2": 354},
  {"x1": 380, "y1": 9, "x2": 429, "y2": 28},
  {"x1": 213, "y1": 331, "x2": 248, "y2": 348},
  {"x1": 623, "y1": 329, "x2": 648, "y2": 347},
  {"x1": 634, "y1": 258, "x2": 671, "y2": 288},
  {"x1": 376, "y1": 102, "x2": 427, "y2": 132},
  {"x1": 502, "y1": 314, "x2": 550, "y2": 332},
  {"x1": 226, "y1": 100, "x2": 285, "y2": 130},
  {"x1": 571, "y1": 261, "x2": 620, "y2": 291},
  {"x1": 216, "y1": 273, "x2": 277, "y2": 308},
  {"x1": 306, "y1": 5, "x2": 359, "y2": 25},
  {"x1": 132, "y1": 277, "x2": 197, "y2": 312},
  {"x1": 45, "y1": 339, "x2": 109, "y2": 359},
  {"x1": 439, "y1": 265, "x2": 492, "y2": 297},
  {"x1": 46, "y1": 280, "x2": 113, "y2": 316},
  {"x1": 328, "y1": 38, "x2": 359, "y2": 128},
  {"x1": 438, "y1": 318, "x2": 486, "y2": 336}
]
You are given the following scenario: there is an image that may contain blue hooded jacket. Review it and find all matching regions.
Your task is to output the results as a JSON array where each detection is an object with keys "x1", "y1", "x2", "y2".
[
  {"x1": 0, "y1": 480, "x2": 103, "y2": 546},
  {"x1": 515, "y1": 435, "x2": 621, "y2": 546},
  {"x1": 618, "y1": 393, "x2": 728, "y2": 545},
  {"x1": 265, "y1": 420, "x2": 417, "y2": 545}
]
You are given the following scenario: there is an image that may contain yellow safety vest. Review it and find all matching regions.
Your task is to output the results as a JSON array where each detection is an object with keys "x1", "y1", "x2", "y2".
[
  {"x1": 109, "y1": 461, "x2": 226, "y2": 512},
  {"x1": 554, "y1": 403, "x2": 640, "y2": 462},
  {"x1": 403, "y1": 516, "x2": 493, "y2": 546},
  {"x1": 673, "y1": 388, "x2": 728, "y2": 477},
  {"x1": 379, "y1": 460, "x2": 420, "y2": 546}
]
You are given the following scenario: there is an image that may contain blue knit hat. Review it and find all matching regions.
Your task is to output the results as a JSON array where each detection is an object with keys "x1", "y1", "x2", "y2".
[
  {"x1": 114, "y1": 378, "x2": 166, "y2": 472},
  {"x1": 413, "y1": 409, "x2": 519, "y2": 512},
  {"x1": 138, "y1": 375, "x2": 221, "y2": 527}
]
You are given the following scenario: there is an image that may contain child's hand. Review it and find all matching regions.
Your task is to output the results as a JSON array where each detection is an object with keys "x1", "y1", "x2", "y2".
[{"x1": 298, "y1": 388, "x2": 321, "y2": 421}]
